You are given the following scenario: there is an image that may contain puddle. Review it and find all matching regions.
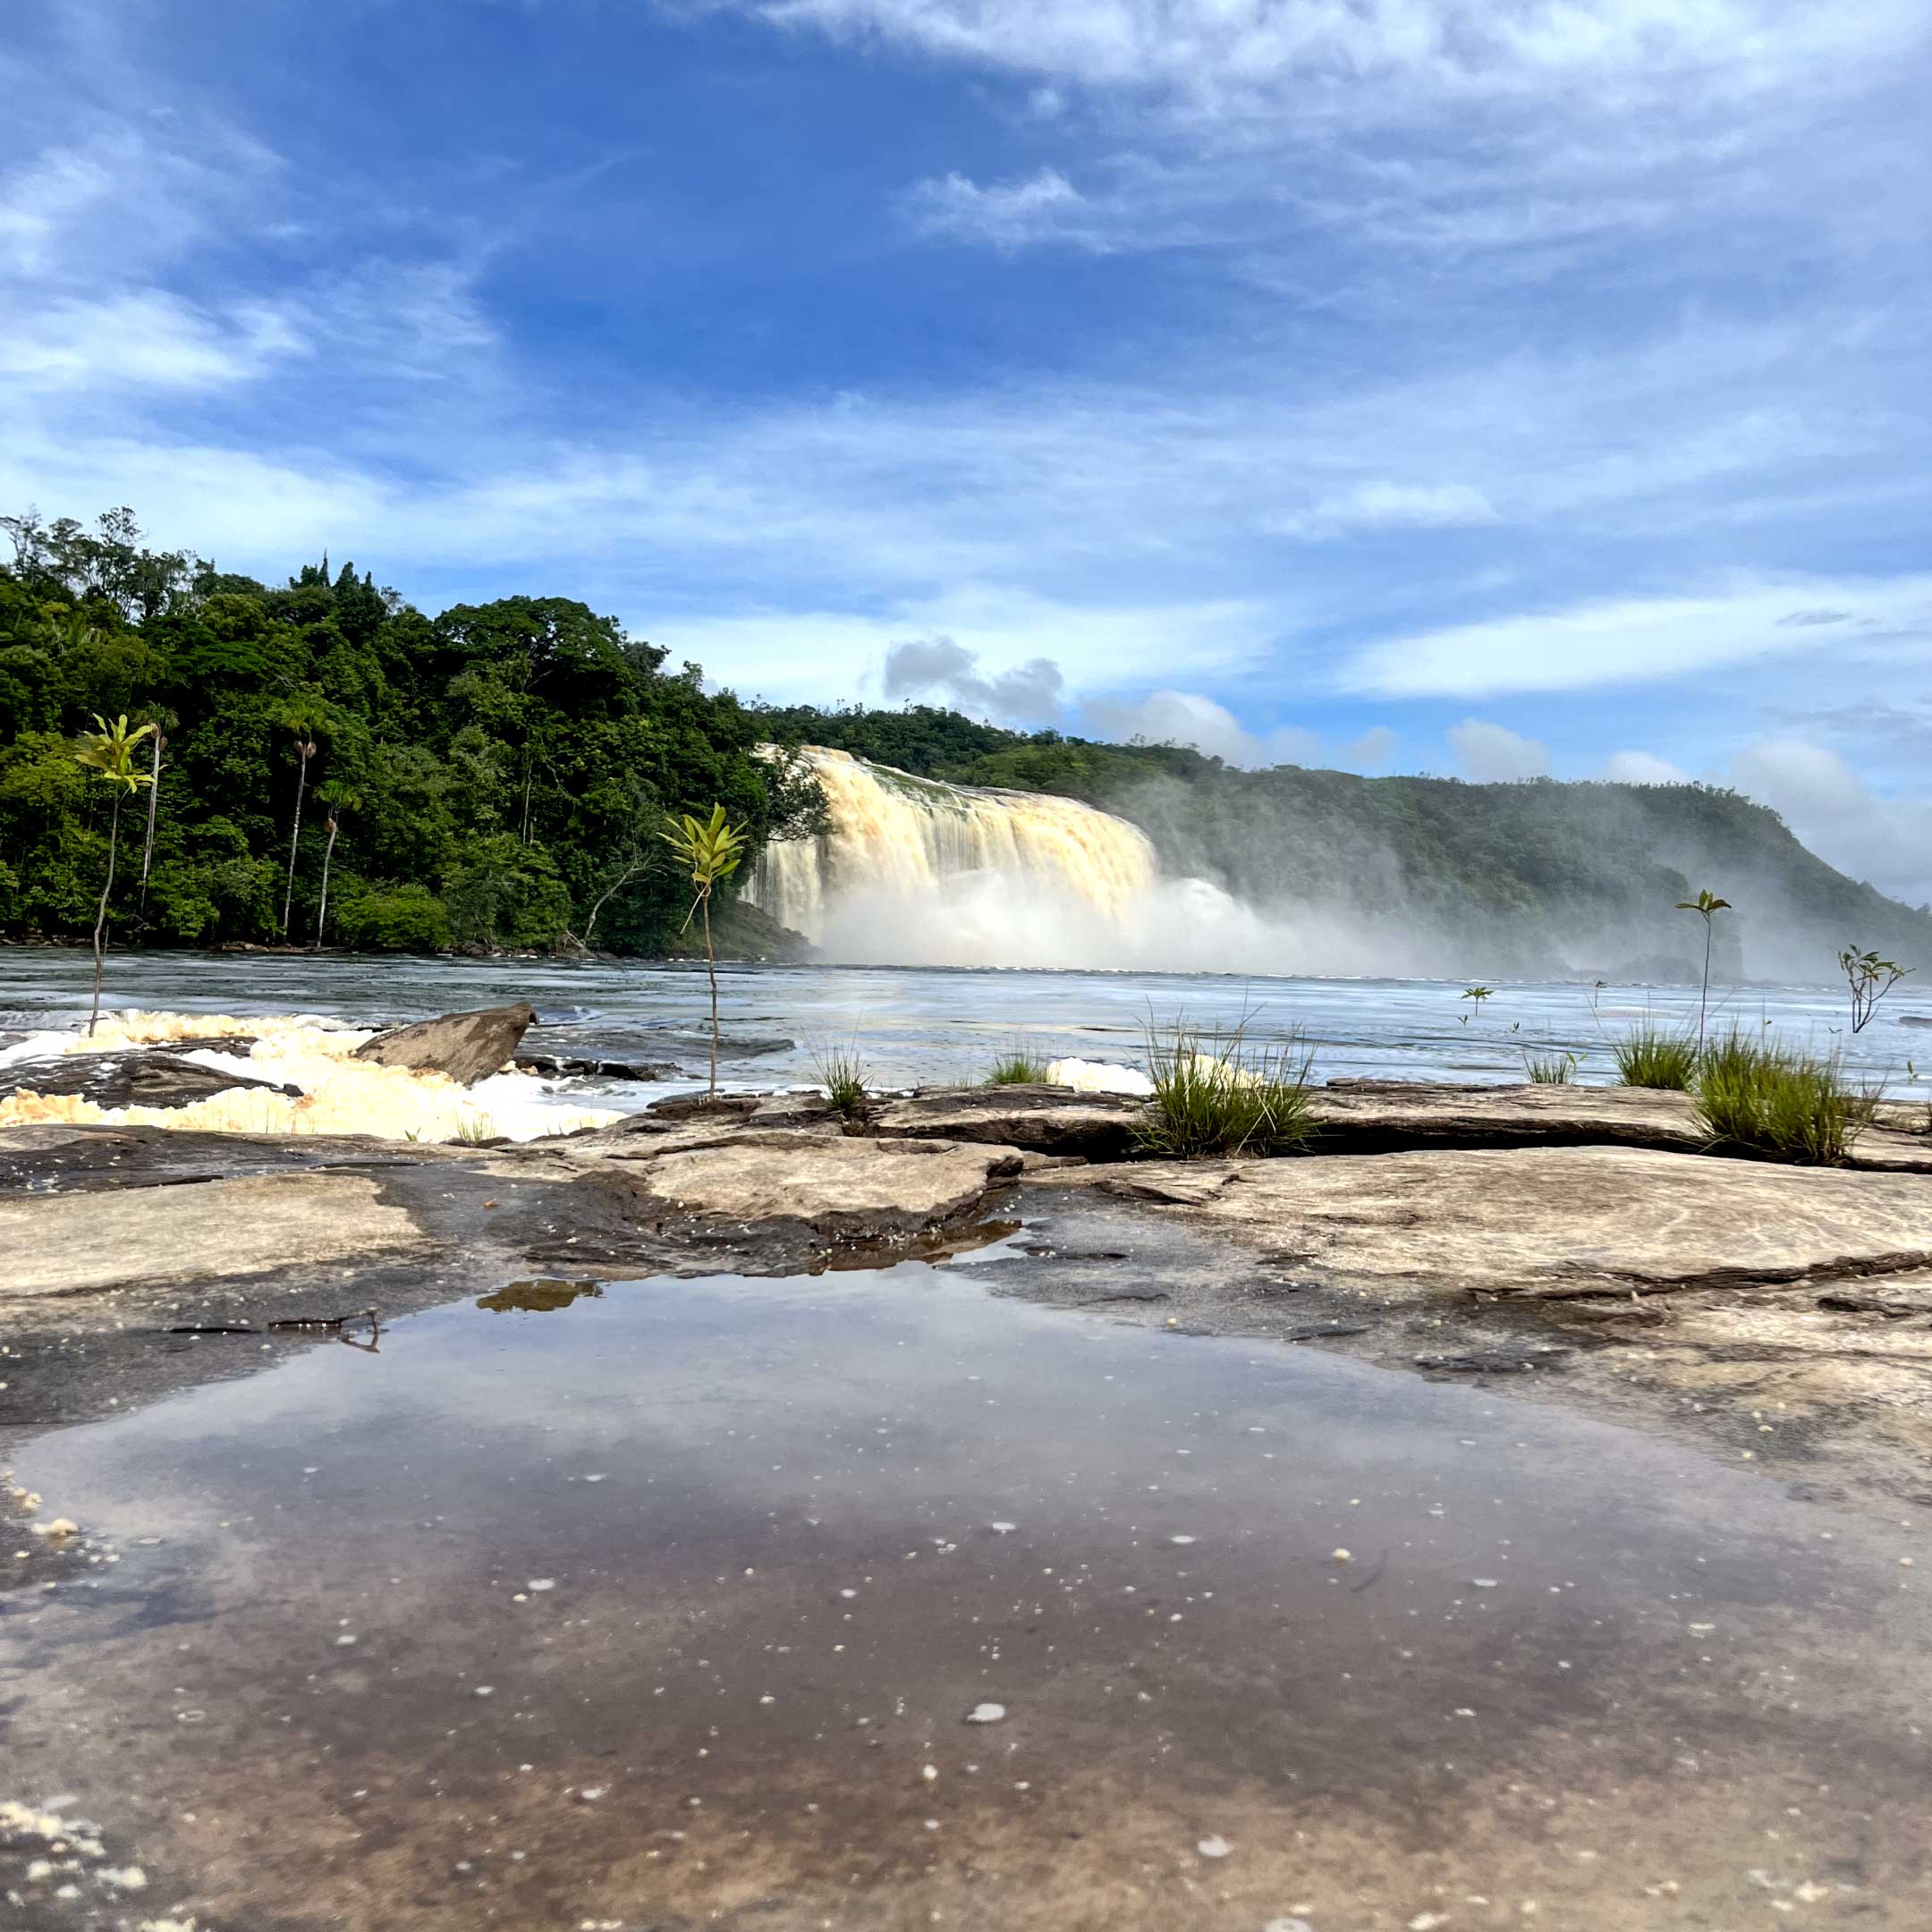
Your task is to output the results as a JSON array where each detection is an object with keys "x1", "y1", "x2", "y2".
[{"x1": 4, "y1": 1256, "x2": 1929, "y2": 1928}]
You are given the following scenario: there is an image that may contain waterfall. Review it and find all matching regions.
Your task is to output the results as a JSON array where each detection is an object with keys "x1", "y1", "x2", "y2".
[{"x1": 747, "y1": 746, "x2": 1157, "y2": 945}]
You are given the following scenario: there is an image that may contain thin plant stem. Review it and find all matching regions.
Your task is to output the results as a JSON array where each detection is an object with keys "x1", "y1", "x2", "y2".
[
  {"x1": 703, "y1": 891, "x2": 718, "y2": 1099},
  {"x1": 139, "y1": 726, "x2": 162, "y2": 911},
  {"x1": 283, "y1": 746, "x2": 309, "y2": 936},
  {"x1": 89, "y1": 791, "x2": 122, "y2": 1037}
]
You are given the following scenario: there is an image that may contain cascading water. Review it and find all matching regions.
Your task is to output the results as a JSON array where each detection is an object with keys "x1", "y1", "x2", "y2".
[
  {"x1": 743, "y1": 745, "x2": 1421, "y2": 976},
  {"x1": 747, "y1": 746, "x2": 1158, "y2": 946}
]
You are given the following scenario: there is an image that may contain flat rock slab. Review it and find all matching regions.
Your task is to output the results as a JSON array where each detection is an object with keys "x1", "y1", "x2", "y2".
[
  {"x1": 1, "y1": 1170, "x2": 437, "y2": 1297},
  {"x1": 0, "y1": 1048, "x2": 298, "y2": 1110},
  {"x1": 355, "y1": 1002, "x2": 536, "y2": 1085},
  {"x1": 614, "y1": 1131, "x2": 1027, "y2": 1238},
  {"x1": 1308, "y1": 1079, "x2": 1707, "y2": 1151},
  {"x1": 1305, "y1": 1079, "x2": 1932, "y2": 1172},
  {"x1": 1106, "y1": 1144, "x2": 1932, "y2": 1301},
  {"x1": 868, "y1": 1085, "x2": 1146, "y2": 1157}
]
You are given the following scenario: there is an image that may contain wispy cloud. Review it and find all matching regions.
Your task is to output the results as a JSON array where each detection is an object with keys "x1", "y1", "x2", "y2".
[{"x1": 1343, "y1": 579, "x2": 1932, "y2": 699}]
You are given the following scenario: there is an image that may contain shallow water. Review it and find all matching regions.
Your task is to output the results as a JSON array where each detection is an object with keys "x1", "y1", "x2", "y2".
[
  {"x1": 6, "y1": 1241, "x2": 1929, "y2": 1928},
  {"x1": 2, "y1": 945, "x2": 1922, "y2": 1099}
]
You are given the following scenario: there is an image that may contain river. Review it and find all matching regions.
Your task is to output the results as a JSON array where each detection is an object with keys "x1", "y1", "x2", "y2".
[{"x1": 0, "y1": 944, "x2": 1923, "y2": 1098}]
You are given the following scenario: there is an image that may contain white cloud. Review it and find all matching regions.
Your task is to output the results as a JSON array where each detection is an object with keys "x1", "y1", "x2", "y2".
[
  {"x1": 0, "y1": 290, "x2": 307, "y2": 394},
  {"x1": 1728, "y1": 737, "x2": 1932, "y2": 905},
  {"x1": 1342, "y1": 578, "x2": 1932, "y2": 698},
  {"x1": 1269, "y1": 480, "x2": 1500, "y2": 539},
  {"x1": 1342, "y1": 724, "x2": 1399, "y2": 770},
  {"x1": 755, "y1": 0, "x2": 1919, "y2": 102},
  {"x1": 1077, "y1": 689, "x2": 1321, "y2": 767},
  {"x1": 1447, "y1": 718, "x2": 1550, "y2": 782},
  {"x1": 906, "y1": 169, "x2": 1095, "y2": 250},
  {"x1": 1602, "y1": 749, "x2": 1693, "y2": 784}
]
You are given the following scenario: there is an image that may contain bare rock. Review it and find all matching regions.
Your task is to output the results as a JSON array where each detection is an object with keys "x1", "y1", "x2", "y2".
[
  {"x1": 1305, "y1": 1080, "x2": 1932, "y2": 1173},
  {"x1": 2, "y1": 1170, "x2": 438, "y2": 1297},
  {"x1": 867, "y1": 1085, "x2": 1147, "y2": 1158},
  {"x1": 354, "y1": 1003, "x2": 537, "y2": 1085},
  {"x1": 610, "y1": 1131, "x2": 1027, "y2": 1240},
  {"x1": 0, "y1": 1048, "x2": 298, "y2": 1110},
  {"x1": 1129, "y1": 1145, "x2": 1932, "y2": 1302}
]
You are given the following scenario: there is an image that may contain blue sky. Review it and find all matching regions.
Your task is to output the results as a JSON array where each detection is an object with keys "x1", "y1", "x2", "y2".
[{"x1": 4, "y1": 0, "x2": 1931, "y2": 895}]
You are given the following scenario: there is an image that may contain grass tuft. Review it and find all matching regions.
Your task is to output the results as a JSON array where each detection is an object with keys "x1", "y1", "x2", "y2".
[
  {"x1": 810, "y1": 1042, "x2": 871, "y2": 1116},
  {"x1": 1523, "y1": 1049, "x2": 1581, "y2": 1085},
  {"x1": 986, "y1": 1050, "x2": 1051, "y2": 1086},
  {"x1": 1135, "y1": 1017, "x2": 1317, "y2": 1159},
  {"x1": 1693, "y1": 1026, "x2": 1876, "y2": 1165},
  {"x1": 1611, "y1": 1021, "x2": 1700, "y2": 1090}
]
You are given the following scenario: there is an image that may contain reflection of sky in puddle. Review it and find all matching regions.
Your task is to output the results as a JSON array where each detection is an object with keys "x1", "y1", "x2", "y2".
[
  {"x1": 17, "y1": 1257, "x2": 1894, "y2": 1650},
  {"x1": 11, "y1": 1257, "x2": 1931, "y2": 1926}
]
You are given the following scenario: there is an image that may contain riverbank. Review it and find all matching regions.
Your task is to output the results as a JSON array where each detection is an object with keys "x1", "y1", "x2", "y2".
[{"x1": 8, "y1": 1040, "x2": 1932, "y2": 1928}]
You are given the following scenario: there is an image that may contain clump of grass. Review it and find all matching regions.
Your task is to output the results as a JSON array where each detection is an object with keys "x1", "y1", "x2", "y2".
[
  {"x1": 1135, "y1": 1018, "x2": 1317, "y2": 1159},
  {"x1": 811, "y1": 1042, "x2": 871, "y2": 1116},
  {"x1": 1693, "y1": 1026, "x2": 1876, "y2": 1165},
  {"x1": 985, "y1": 1049, "x2": 1051, "y2": 1086},
  {"x1": 1523, "y1": 1049, "x2": 1582, "y2": 1085},
  {"x1": 453, "y1": 1112, "x2": 496, "y2": 1146},
  {"x1": 1611, "y1": 1021, "x2": 1700, "y2": 1090}
]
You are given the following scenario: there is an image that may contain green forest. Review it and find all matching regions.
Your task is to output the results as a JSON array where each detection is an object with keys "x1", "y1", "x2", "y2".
[{"x1": 0, "y1": 508, "x2": 819, "y2": 955}]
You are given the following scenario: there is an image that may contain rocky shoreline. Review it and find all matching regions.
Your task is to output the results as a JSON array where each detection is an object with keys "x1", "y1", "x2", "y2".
[{"x1": 8, "y1": 1056, "x2": 1932, "y2": 1517}]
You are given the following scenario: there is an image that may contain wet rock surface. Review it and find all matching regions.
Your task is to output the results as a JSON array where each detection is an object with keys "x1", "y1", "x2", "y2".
[
  {"x1": 354, "y1": 1000, "x2": 538, "y2": 1085},
  {"x1": 867, "y1": 1082, "x2": 1148, "y2": 1157},
  {"x1": 6, "y1": 1078, "x2": 1932, "y2": 1926},
  {"x1": 0, "y1": 1046, "x2": 296, "y2": 1109},
  {"x1": 5, "y1": 1228, "x2": 1932, "y2": 1930}
]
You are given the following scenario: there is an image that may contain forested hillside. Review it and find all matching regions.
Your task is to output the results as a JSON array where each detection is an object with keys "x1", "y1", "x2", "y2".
[
  {"x1": 0, "y1": 509, "x2": 817, "y2": 954},
  {"x1": 760, "y1": 704, "x2": 1932, "y2": 980}
]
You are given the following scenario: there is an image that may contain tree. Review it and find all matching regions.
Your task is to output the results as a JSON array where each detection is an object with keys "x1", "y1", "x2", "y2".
[
  {"x1": 72, "y1": 714, "x2": 156, "y2": 1034},
  {"x1": 280, "y1": 710, "x2": 320, "y2": 937},
  {"x1": 314, "y1": 781, "x2": 360, "y2": 945},
  {"x1": 661, "y1": 804, "x2": 749, "y2": 1100},
  {"x1": 1675, "y1": 888, "x2": 1732, "y2": 1051},
  {"x1": 1838, "y1": 945, "x2": 1912, "y2": 1033}
]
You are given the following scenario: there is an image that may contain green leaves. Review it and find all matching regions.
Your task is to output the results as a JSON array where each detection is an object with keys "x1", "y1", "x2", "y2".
[
  {"x1": 1838, "y1": 943, "x2": 1912, "y2": 1033},
  {"x1": 73, "y1": 713, "x2": 157, "y2": 792},
  {"x1": 662, "y1": 802, "x2": 749, "y2": 895},
  {"x1": 1674, "y1": 888, "x2": 1730, "y2": 918}
]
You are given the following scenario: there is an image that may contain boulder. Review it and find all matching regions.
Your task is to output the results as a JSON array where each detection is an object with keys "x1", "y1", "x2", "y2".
[
  {"x1": 1107, "y1": 1144, "x2": 1932, "y2": 1301},
  {"x1": 354, "y1": 1003, "x2": 537, "y2": 1086},
  {"x1": 0, "y1": 1048, "x2": 298, "y2": 1111}
]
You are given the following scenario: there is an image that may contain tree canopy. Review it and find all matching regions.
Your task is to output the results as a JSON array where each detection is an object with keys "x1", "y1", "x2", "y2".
[{"x1": 0, "y1": 508, "x2": 818, "y2": 954}]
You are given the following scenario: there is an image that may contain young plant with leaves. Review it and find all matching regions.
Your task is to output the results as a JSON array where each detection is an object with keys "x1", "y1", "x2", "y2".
[
  {"x1": 1838, "y1": 945, "x2": 1912, "y2": 1033},
  {"x1": 662, "y1": 803, "x2": 750, "y2": 1099},
  {"x1": 1458, "y1": 984, "x2": 1493, "y2": 1026},
  {"x1": 72, "y1": 713, "x2": 156, "y2": 1034},
  {"x1": 1675, "y1": 887, "x2": 1731, "y2": 1051}
]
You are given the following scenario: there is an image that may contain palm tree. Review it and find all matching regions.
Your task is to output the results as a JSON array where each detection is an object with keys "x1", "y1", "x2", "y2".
[
  {"x1": 313, "y1": 781, "x2": 360, "y2": 946},
  {"x1": 280, "y1": 712, "x2": 320, "y2": 938},
  {"x1": 1675, "y1": 887, "x2": 1732, "y2": 1052},
  {"x1": 73, "y1": 714, "x2": 157, "y2": 1036},
  {"x1": 661, "y1": 804, "x2": 749, "y2": 1100}
]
